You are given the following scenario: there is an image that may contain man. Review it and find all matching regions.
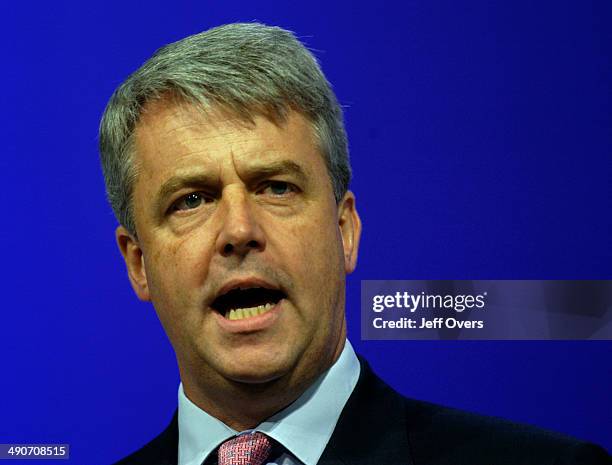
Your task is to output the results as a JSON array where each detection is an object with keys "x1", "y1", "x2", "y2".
[{"x1": 99, "y1": 23, "x2": 610, "y2": 465}]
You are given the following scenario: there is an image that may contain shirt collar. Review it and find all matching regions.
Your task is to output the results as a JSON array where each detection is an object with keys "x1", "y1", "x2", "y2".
[{"x1": 178, "y1": 339, "x2": 360, "y2": 465}]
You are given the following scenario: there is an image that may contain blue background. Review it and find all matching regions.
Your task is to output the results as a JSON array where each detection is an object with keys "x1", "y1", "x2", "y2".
[{"x1": 1, "y1": 1, "x2": 610, "y2": 463}]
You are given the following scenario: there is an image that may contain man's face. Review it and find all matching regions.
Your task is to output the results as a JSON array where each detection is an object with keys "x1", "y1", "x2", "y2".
[{"x1": 117, "y1": 101, "x2": 360, "y2": 395}]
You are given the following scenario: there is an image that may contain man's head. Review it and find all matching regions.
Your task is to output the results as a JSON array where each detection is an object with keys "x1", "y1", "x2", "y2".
[{"x1": 98, "y1": 23, "x2": 361, "y2": 420}]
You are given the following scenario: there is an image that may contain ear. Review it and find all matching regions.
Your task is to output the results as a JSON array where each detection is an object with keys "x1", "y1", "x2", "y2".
[
  {"x1": 337, "y1": 191, "x2": 362, "y2": 274},
  {"x1": 116, "y1": 226, "x2": 151, "y2": 301}
]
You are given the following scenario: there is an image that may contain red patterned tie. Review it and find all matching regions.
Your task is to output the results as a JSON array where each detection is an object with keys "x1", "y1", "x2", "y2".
[{"x1": 217, "y1": 432, "x2": 272, "y2": 465}]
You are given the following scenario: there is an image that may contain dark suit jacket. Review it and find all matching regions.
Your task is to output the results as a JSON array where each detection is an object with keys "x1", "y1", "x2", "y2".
[{"x1": 114, "y1": 360, "x2": 610, "y2": 465}]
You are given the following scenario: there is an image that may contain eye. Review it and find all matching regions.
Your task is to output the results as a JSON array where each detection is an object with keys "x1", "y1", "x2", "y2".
[
  {"x1": 260, "y1": 181, "x2": 296, "y2": 196},
  {"x1": 172, "y1": 192, "x2": 211, "y2": 211}
]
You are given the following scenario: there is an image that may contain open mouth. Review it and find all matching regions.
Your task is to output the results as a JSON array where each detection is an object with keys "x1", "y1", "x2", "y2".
[{"x1": 212, "y1": 287, "x2": 286, "y2": 321}]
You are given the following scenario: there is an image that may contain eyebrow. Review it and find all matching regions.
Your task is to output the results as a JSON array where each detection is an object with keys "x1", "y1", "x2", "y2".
[
  {"x1": 153, "y1": 160, "x2": 309, "y2": 212},
  {"x1": 244, "y1": 160, "x2": 308, "y2": 186}
]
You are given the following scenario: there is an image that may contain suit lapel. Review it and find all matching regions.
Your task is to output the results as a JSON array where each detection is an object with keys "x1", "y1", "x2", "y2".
[
  {"x1": 146, "y1": 411, "x2": 179, "y2": 465},
  {"x1": 317, "y1": 358, "x2": 414, "y2": 465}
]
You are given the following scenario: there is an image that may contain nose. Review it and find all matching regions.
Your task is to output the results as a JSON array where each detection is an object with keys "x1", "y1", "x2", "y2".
[{"x1": 215, "y1": 189, "x2": 266, "y2": 257}]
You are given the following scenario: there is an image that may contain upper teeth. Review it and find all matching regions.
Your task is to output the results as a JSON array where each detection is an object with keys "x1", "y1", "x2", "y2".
[{"x1": 227, "y1": 303, "x2": 273, "y2": 320}]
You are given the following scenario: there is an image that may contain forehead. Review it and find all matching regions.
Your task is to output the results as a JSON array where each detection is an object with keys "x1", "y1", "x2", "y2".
[{"x1": 132, "y1": 99, "x2": 322, "y2": 176}]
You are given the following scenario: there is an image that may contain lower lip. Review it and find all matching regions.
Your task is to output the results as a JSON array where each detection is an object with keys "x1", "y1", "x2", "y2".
[{"x1": 213, "y1": 300, "x2": 284, "y2": 333}]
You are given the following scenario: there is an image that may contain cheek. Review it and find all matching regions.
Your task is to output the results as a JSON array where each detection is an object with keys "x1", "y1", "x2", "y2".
[
  {"x1": 307, "y1": 212, "x2": 344, "y2": 265},
  {"x1": 144, "y1": 235, "x2": 213, "y2": 316},
  {"x1": 283, "y1": 214, "x2": 345, "y2": 296}
]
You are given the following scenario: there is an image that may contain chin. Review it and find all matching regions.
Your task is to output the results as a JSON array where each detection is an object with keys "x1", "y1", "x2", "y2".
[
  {"x1": 220, "y1": 350, "x2": 298, "y2": 385},
  {"x1": 224, "y1": 364, "x2": 289, "y2": 385}
]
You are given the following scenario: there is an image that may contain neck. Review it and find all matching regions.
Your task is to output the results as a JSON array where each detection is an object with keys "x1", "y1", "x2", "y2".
[{"x1": 187, "y1": 378, "x2": 309, "y2": 431}]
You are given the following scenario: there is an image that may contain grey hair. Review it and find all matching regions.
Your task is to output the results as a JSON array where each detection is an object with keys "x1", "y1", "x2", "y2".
[{"x1": 99, "y1": 22, "x2": 351, "y2": 237}]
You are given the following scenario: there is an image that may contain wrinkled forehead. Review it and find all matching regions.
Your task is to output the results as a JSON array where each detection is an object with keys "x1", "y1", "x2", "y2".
[
  {"x1": 130, "y1": 97, "x2": 331, "y2": 191},
  {"x1": 132, "y1": 96, "x2": 324, "y2": 174}
]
